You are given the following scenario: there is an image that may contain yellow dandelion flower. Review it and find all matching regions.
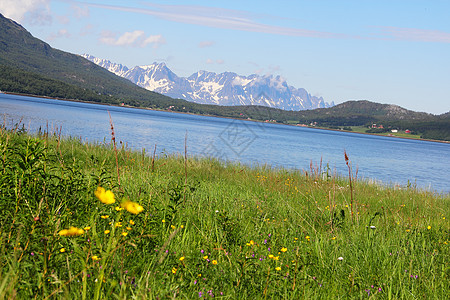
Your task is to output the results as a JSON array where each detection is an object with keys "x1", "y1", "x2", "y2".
[
  {"x1": 60, "y1": 248, "x2": 66, "y2": 253},
  {"x1": 121, "y1": 200, "x2": 144, "y2": 215},
  {"x1": 427, "y1": 226, "x2": 431, "y2": 230},
  {"x1": 198, "y1": 273, "x2": 202, "y2": 277},
  {"x1": 94, "y1": 187, "x2": 115, "y2": 204},
  {"x1": 91, "y1": 255, "x2": 100, "y2": 261},
  {"x1": 162, "y1": 219, "x2": 165, "y2": 223},
  {"x1": 305, "y1": 236, "x2": 310, "y2": 240},
  {"x1": 275, "y1": 266, "x2": 281, "y2": 271},
  {"x1": 203, "y1": 255, "x2": 208, "y2": 260},
  {"x1": 268, "y1": 254, "x2": 274, "y2": 259},
  {"x1": 104, "y1": 230, "x2": 110, "y2": 234},
  {"x1": 179, "y1": 256, "x2": 185, "y2": 261},
  {"x1": 122, "y1": 232, "x2": 128, "y2": 237},
  {"x1": 281, "y1": 247, "x2": 287, "y2": 252},
  {"x1": 172, "y1": 267, "x2": 177, "y2": 274},
  {"x1": 274, "y1": 256, "x2": 279, "y2": 261},
  {"x1": 129, "y1": 220, "x2": 135, "y2": 225},
  {"x1": 180, "y1": 225, "x2": 184, "y2": 229},
  {"x1": 249, "y1": 240, "x2": 255, "y2": 245},
  {"x1": 212, "y1": 260, "x2": 218, "y2": 265},
  {"x1": 84, "y1": 226, "x2": 91, "y2": 231},
  {"x1": 331, "y1": 237, "x2": 337, "y2": 240},
  {"x1": 59, "y1": 226, "x2": 84, "y2": 237},
  {"x1": 101, "y1": 215, "x2": 109, "y2": 219},
  {"x1": 126, "y1": 227, "x2": 132, "y2": 231},
  {"x1": 115, "y1": 222, "x2": 122, "y2": 228},
  {"x1": 171, "y1": 225, "x2": 176, "y2": 229},
  {"x1": 115, "y1": 206, "x2": 123, "y2": 211}
]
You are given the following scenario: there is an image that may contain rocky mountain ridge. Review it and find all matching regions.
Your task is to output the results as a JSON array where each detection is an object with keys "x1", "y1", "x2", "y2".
[{"x1": 82, "y1": 54, "x2": 334, "y2": 111}]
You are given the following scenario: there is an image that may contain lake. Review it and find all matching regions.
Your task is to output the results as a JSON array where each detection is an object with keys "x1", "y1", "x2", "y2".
[{"x1": 1, "y1": 93, "x2": 449, "y2": 194}]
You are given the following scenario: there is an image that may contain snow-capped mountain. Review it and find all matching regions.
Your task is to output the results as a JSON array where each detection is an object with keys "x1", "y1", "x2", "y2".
[{"x1": 81, "y1": 54, "x2": 334, "y2": 110}]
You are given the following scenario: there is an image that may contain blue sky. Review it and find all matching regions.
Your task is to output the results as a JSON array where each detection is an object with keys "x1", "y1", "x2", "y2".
[{"x1": 1, "y1": 0, "x2": 449, "y2": 114}]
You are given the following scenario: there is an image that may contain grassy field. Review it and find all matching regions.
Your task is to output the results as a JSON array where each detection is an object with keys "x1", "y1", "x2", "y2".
[
  {"x1": 349, "y1": 126, "x2": 423, "y2": 140},
  {"x1": 0, "y1": 126, "x2": 448, "y2": 299}
]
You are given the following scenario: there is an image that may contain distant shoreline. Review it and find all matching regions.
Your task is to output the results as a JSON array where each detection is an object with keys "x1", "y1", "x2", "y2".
[{"x1": 2, "y1": 91, "x2": 449, "y2": 144}]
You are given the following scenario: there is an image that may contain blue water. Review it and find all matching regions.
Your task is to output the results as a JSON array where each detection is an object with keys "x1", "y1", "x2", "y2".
[{"x1": 1, "y1": 93, "x2": 449, "y2": 194}]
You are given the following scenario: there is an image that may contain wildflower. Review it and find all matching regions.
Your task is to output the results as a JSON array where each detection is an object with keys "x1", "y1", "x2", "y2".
[
  {"x1": 126, "y1": 226, "x2": 132, "y2": 231},
  {"x1": 203, "y1": 256, "x2": 208, "y2": 260},
  {"x1": 104, "y1": 230, "x2": 110, "y2": 234},
  {"x1": 101, "y1": 215, "x2": 109, "y2": 219},
  {"x1": 179, "y1": 256, "x2": 185, "y2": 261},
  {"x1": 115, "y1": 222, "x2": 122, "y2": 228},
  {"x1": 268, "y1": 254, "x2": 274, "y2": 259},
  {"x1": 122, "y1": 232, "x2": 128, "y2": 237},
  {"x1": 305, "y1": 236, "x2": 310, "y2": 241},
  {"x1": 337, "y1": 257, "x2": 344, "y2": 261},
  {"x1": 281, "y1": 247, "x2": 287, "y2": 252},
  {"x1": 275, "y1": 266, "x2": 281, "y2": 271},
  {"x1": 198, "y1": 273, "x2": 202, "y2": 277},
  {"x1": 91, "y1": 255, "x2": 100, "y2": 261},
  {"x1": 115, "y1": 206, "x2": 123, "y2": 211},
  {"x1": 171, "y1": 267, "x2": 177, "y2": 274},
  {"x1": 84, "y1": 226, "x2": 91, "y2": 231},
  {"x1": 181, "y1": 225, "x2": 184, "y2": 228},
  {"x1": 129, "y1": 220, "x2": 135, "y2": 225},
  {"x1": 171, "y1": 225, "x2": 176, "y2": 229},
  {"x1": 94, "y1": 187, "x2": 115, "y2": 204},
  {"x1": 212, "y1": 260, "x2": 218, "y2": 265},
  {"x1": 162, "y1": 219, "x2": 166, "y2": 223},
  {"x1": 273, "y1": 256, "x2": 279, "y2": 260},
  {"x1": 121, "y1": 200, "x2": 144, "y2": 215},
  {"x1": 370, "y1": 226, "x2": 376, "y2": 230},
  {"x1": 427, "y1": 226, "x2": 431, "y2": 230},
  {"x1": 60, "y1": 248, "x2": 66, "y2": 253},
  {"x1": 59, "y1": 227, "x2": 84, "y2": 237},
  {"x1": 331, "y1": 237, "x2": 336, "y2": 240}
]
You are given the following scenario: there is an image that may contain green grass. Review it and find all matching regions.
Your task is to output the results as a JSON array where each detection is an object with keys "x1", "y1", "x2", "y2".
[
  {"x1": 0, "y1": 127, "x2": 448, "y2": 299},
  {"x1": 349, "y1": 126, "x2": 422, "y2": 140}
]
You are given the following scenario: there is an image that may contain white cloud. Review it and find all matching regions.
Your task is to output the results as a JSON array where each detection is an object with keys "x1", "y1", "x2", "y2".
[
  {"x1": 72, "y1": 4, "x2": 89, "y2": 19},
  {"x1": 80, "y1": 23, "x2": 94, "y2": 36},
  {"x1": 206, "y1": 58, "x2": 225, "y2": 65},
  {"x1": 378, "y1": 26, "x2": 450, "y2": 43},
  {"x1": 0, "y1": 0, "x2": 51, "y2": 25},
  {"x1": 199, "y1": 41, "x2": 215, "y2": 48},
  {"x1": 83, "y1": 2, "x2": 348, "y2": 39},
  {"x1": 100, "y1": 30, "x2": 166, "y2": 48},
  {"x1": 48, "y1": 28, "x2": 71, "y2": 40}
]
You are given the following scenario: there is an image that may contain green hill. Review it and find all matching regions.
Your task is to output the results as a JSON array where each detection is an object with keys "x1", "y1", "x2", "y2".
[{"x1": 0, "y1": 13, "x2": 181, "y2": 107}]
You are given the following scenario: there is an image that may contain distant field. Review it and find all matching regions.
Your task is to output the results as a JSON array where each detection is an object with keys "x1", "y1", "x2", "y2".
[{"x1": 349, "y1": 126, "x2": 423, "y2": 139}]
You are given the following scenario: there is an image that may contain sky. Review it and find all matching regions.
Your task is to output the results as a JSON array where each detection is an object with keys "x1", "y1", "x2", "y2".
[{"x1": 1, "y1": 0, "x2": 449, "y2": 114}]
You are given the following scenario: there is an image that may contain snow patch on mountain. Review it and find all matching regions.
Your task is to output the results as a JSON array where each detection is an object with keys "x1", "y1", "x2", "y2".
[{"x1": 81, "y1": 54, "x2": 334, "y2": 110}]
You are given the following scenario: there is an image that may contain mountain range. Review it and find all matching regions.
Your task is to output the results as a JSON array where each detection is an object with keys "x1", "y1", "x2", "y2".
[{"x1": 82, "y1": 54, "x2": 334, "y2": 111}]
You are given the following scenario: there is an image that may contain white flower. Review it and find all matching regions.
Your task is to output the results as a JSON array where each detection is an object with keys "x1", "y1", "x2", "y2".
[
  {"x1": 370, "y1": 226, "x2": 376, "y2": 230},
  {"x1": 337, "y1": 256, "x2": 344, "y2": 261}
]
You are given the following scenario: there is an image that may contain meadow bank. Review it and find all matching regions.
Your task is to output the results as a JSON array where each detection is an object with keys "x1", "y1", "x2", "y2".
[{"x1": 0, "y1": 127, "x2": 448, "y2": 299}]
